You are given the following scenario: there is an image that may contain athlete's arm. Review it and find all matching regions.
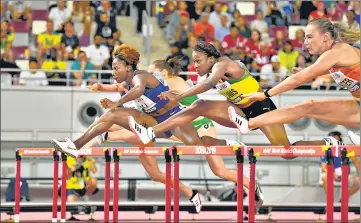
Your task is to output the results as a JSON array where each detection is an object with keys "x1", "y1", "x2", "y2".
[
  {"x1": 267, "y1": 50, "x2": 339, "y2": 97},
  {"x1": 115, "y1": 72, "x2": 147, "y2": 106},
  {"x1": 174, "y1": 62, "x2": 227, "y2": 101},
  {"x1": 88, "y1": 82, "x2": 128, "y2": 93}
]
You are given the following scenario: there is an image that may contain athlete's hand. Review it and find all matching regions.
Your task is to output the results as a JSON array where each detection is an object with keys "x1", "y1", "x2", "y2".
[
  {"x1": 87, "y1": 83, "x2": 101, "y2": 92},
  {"x1": 158, "y1": 91, "x2": 178, "y2": 101},
  {"x1": 243, "y1": 92, "x2": 267, "y2": 103},
  {"x1": 291, "y1": 67, "x2": 303, "y2": 74},
  {"x1": 100, "y1": 98, "x2": 118, "y2": 110},
  {"x1": 115, "y1": 83, "x2": 129, "y2": 93}
]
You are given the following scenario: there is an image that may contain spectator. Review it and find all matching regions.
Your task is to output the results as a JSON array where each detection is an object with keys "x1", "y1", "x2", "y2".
[
  {"x1": 184, "y1": 35, "x2": 197, "y2": 62},
  {"x1": 260, "y1": 55, "x2": 287, "y2": 88},
  {"x1": 192, "y1": 0, "x2": 204, "y2": 22},
  {"x1": 193, "y1": 12, "x2": 215, "y2": 43},
  {"x1": 215, "y1": 14, "x2": 230, "y2": 43},
  {"x1": 271, "y1": 30, "x2": 286, "y2": 51},
  {"x1": 71, "y1": 50, "x2": 96, "y2": 86},
  {"x1": 245, "y1": 29, "x2": 262, "y2": 57},
  {"x1": 0, "y1": 1, "x2": 10, "y2": 21},
  {"x1": 234, "y1": 16, "x2": 251, "y2": 39},
  {"x1": 72, "y1": 1, "x2": 95, "y2": 35},
  {"x1": 85, "y1": 34, "x2": 110, "y2": 70},
  {"x1": 96, "y1": 0, "x2": 116, "y2": 26},
  {"x1": 265, "y1": 1, "x2": 284, "y2": 26},
  {"x1": 344, "y1": 10, "x2": 359, "y2": 29},
  {"x1": 0, "y1": 20, "x2": 14, "y2": 62},
  {"x1": 238, "y1": 48, "x2": 254, "y2": 72},
  {"x1": 290, "y1": 29, "x2": 305, "y2": 52},
  {"x1": 308, "y1": 2, "x2": 330, "y2": 22},
  {"x1": 250, "y1": 10, "x2": 268, "y2": 34},
  {"x1": 166, "y1": 41, "x2": 190, "y2": 79},
  {"x1": 167, "y1": 1, "x2": 189, "y2": 39},
  {"x1": 8, "y1": 1, "x2": 32, "y2": 28},
  {"x1": 350, "y1": 1, "x2": 360, "y2": 24},
  {"x1": 320, "y1": 132, "x2": 360, "y2": 202},
  {"x1": 168, "y1": 10, "x2": 193, "y2": 49},
  {"x1": 232, "y1": 9, "x2": 241, "y2": 23},
  {"x1": 209, "y1": 3, "x2": 231, "y2": 29},
  {"x1": 254, "y1": 41, "x2": 276, "y2": 68},
  {"x1": 37, "y1": 20, "x2": 62, "y2": 64},
  {"x1": 221, "y1": 25, "x2": 245, "y2": 59},
  {"x1": 62, "y1": 156, "x2": 98, "y2": 221},
  {"x1": 19, "y1": 58, "x2": 48, "y2": 86},
  {"x1": 48, "y1": 0, "x2": 71, "y2": 33},
  {"x1": 278, "y1": 40, "x2": 299, "y2": 73},
  {"x1": 60, "y1": 21, "x2": 80, "y2": 61},
  {"x1": 296, "y1": 54, "x2": 306, "y2": 69},
  {"x1": 96, "y1": 12, "x2": 118, "y2": 40},
  {"x1": 297, "y1": 1, "x2": 317, "y2": 25},
  {"x1": 41, "y1": 48, "x2": 67, "y2": 86},
  {"x1": 1, "y1": 53, "x2": 19, "y2": 86}
]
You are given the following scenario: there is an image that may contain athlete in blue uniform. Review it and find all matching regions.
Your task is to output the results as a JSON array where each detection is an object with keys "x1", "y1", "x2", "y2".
[{"x1": 51, "y1": 44, "x2": 204, "y2": 212}]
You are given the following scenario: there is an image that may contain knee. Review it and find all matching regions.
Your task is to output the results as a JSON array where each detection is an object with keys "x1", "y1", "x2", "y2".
[
  {"x1": 211, "y1": 166, "x2": 228, "y2": 179},
  {"x1": 87, "y1": 178, "x2": 97, "y2": 188},
  {"x1": 353, "y1": 176, "x2": 360, "y2": 188},
  {"x1": 191, "y1": 99, "x2": 206, "y2": 110},
  {"x1": 297, "y1": 100, "x2": 316, "y2": 116}
]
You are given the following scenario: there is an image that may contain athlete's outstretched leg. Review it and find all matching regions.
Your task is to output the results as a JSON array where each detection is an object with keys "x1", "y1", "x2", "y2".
[{"x1": 232, "y1": 99, "x2": 360, "y2": 134}]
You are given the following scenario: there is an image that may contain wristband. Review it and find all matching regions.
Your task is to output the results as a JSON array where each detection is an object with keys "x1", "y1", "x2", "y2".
[{"x1": 264, "y1": 89, "x2": 271, "y2": 98}]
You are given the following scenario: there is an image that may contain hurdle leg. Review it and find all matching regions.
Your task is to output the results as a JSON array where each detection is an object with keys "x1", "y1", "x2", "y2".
[
  {"x1": 52, "y1": 151, "x2": 59, "y2": 222},
  {"x1": 113, "y1": 149, "x2": 120, "y2": 223},
  {"x1": 248, "y1": 148, "x2": 257, "y2": 223},
  {"x1": 325, "y1": 148, "x2": 334, "y2": 223},
  {"x1": 60, "y1": 153, "x2": 67, "y2": 222},
  {"x1": 172, "y1": 147, "x2": 180, "y2": 223},
  {"x1": 341, "y1": 148, "x2": 350, "y2": 223},
  {"x1": 14, "y1": 150, "x2": 21, "y2": 223},
  {"x1": 104, "y1": 149, "x2": 111, "y2": 223},
  {"x1": 165, "y1": 148, "x2": 172, "y2": 222},
  {"x1": 236, "y1": 147, "x2": 244, "y2": 223}
]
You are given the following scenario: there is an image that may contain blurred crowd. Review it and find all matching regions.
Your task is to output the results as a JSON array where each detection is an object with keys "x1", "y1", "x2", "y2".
[{"x1": 0, "y1": 0, "x2": 360, "y2": 88}]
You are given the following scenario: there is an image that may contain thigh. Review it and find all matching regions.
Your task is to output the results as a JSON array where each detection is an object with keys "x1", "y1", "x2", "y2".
[
  {"x1": 192, "y1": 100, "x2": 244, "y2": 128},
  {"x1": 305, "y1": 99, "x2": 360, "y2": 128}
]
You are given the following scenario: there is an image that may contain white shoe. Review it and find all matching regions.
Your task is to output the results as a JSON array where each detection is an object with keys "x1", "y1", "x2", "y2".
[
  {"x1": 228, "y1": 106, "x2": 250, "y2": 134},
  {"x1": 348, "y1": 131, "x2": 360, "y2": 145},
  {"x1": 128, "y1": 116, "x2": 154, "y2": 144},
  {"x1": 190, "y1": 191, "x2": 202, "y2": 213},
  {"x1": 51, "y1": 138, "x2": 79, "y2": 158}
]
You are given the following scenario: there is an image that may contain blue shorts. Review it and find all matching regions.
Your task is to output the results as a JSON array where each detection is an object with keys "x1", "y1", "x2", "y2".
[{"x1": 154, "y1": 106, "x2": 182, "y2": 138}]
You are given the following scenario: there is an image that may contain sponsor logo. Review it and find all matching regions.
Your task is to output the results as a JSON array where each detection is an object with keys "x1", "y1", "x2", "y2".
[
  {"x1": 262, "y1": 147, "x2": 316, "y2": 155},
  {"x1": 123, "y1": 148, "x2": 160, "y2": 155},
  {"x1": 23, "y1": 149, "x2": 51, "y2": 155},
  {"x1": 195, "y1": 146, "x2": 216, "y2": 155},
  {"x1": 216, "y1": 82, "x2": 231, "y2": 91}
]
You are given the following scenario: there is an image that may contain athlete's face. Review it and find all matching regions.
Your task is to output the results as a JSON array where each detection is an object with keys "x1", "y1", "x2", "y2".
[
  {"x1": 304, "y1": 24, "x2": 331, "y2": 55},
  {"x1": 112, "y1": 59, "x2": 129, "y2": 83},
  {"x1": 148, "y1": 64, "x2": 169, "y2": 79},
  {"x1": 192, "y1": 51, "x2": 213, "y2": 76}
]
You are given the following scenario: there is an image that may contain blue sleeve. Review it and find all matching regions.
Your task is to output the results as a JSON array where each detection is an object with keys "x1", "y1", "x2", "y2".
[
  {"x1": 70, "y1": 61, "x2": 79, "y2": 79},
  {"x1": 320, "y1": 157, "x2": 326, "y2": 163}
]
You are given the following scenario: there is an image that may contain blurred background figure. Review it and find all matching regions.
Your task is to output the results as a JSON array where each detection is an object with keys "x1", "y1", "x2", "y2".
[{"x1": 320, "y1": 132, "x2": 360, "y2": 201}]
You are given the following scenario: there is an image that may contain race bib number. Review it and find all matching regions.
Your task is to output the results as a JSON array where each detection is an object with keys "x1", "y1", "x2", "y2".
[
  {"x1": 215, "y1": 81, "x2": 231, "y2": 91},
  {"x1": 331, "y1": 71, "x2": 360, "y2": 92},
  {"x1": 134, "y1": 96, "x2": 157, "y2": 113}
]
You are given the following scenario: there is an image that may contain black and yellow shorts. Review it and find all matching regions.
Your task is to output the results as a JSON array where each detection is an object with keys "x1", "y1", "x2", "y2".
[{"x1": 240, "y1": 98, "x2": 277, "y2": 119}]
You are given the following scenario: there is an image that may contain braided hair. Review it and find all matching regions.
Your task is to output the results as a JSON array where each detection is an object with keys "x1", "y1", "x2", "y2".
[{"x1": 194, "y1": 41, "x2": 221, "y2": 59}]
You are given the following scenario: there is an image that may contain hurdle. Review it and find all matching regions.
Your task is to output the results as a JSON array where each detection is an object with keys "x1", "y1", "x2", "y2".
[{"x1": 11, "y1": 145, "x2": 360, "y2": 222}]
